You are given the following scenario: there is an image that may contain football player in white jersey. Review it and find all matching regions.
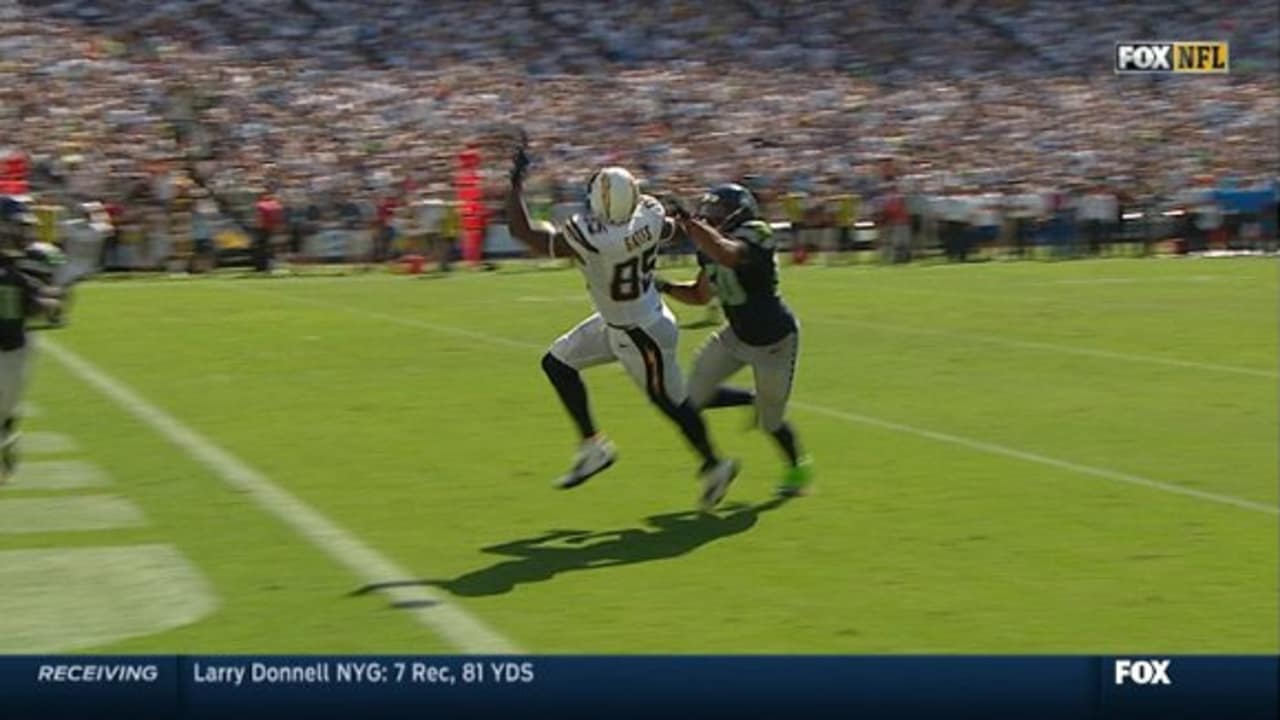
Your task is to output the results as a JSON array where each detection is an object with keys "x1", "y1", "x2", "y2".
[{"x1": 505, "y1": 143, "x2": 739, "y2": 510}]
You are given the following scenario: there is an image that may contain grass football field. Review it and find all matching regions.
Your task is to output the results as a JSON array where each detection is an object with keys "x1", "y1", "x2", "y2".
[{"x1": 3, "y1": 257, "x2": 1276, "y2": 654}]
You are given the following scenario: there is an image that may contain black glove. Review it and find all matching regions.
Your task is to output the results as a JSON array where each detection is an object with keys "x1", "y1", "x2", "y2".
[
  {"x1": 510, "y1": 145, "x2": 531, "y2": 186},
  {"x1": 661, "y1": 196, "x2": 690, "y2": 222},
  {"x1": 654, "y1": 276, "x2": 672, "y2": 294}
]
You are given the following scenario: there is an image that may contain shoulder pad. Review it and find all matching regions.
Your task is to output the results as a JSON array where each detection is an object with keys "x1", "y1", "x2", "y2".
[
  {"x1": 733, "y1": 220, "x2": 775, "y2": 249},
  {"x1": 638, "y1": 195, "x2": 667, "y2": 228},
  {"x1": 562, "y1": 214, "x2": 599, "y2": 253},
  {"x1": 635, "y1": 197, "x2": 666, "y2": 237},
  {"x1": 639, "y1": 194, "x2": 665, "y2": 214}
]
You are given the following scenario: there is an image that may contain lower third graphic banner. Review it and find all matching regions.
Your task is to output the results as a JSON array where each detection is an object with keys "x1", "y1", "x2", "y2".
[{"x1": 0, "y1": 655, "x2": 1275, "y2": 719}]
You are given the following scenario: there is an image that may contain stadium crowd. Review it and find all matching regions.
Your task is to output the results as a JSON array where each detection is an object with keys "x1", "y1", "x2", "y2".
[{"x1": 1, "y1": 0, "x2": 1277, "y2": 267}]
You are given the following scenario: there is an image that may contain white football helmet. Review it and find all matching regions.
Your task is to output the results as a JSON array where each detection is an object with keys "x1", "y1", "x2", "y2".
[{"x1": 586, "y1": 166, "x2": 640, "y2": 225}]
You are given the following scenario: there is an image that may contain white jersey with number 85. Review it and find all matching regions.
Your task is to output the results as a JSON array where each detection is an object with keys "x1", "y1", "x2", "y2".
[{"x1": 559, "y1": 195, "x2": 669, "y2": 328}]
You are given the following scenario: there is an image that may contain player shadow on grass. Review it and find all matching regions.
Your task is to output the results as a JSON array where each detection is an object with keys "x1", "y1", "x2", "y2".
[{"x1": 353, "y1": 498, "x2": 790, "y2": 599}]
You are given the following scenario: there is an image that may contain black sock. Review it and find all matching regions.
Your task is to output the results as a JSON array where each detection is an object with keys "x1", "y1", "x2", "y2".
[
  {"x1": 704, "y1": 386, "x2": 755, "y2": 409},
  {"x1": 665, "y1": 401, "x2": 718, "y2": 468},
  {"x1": 771, "y1": 422, "x2": 801, "y2": 467},
  {"x1": 541, "y1": 353, "x2": 597, "y2": 440}
]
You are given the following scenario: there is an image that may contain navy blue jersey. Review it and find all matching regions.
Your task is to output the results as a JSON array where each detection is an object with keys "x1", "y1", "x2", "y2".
[
  {"x1": 697, "y1": 220, "x2": 797, "y2": 346},
  {"x1": 0, "y1": 259, "x2": 41, "y2": 352}
]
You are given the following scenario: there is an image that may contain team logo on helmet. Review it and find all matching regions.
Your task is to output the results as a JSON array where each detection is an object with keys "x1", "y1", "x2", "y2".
[
  {"x1": 696, "y1": 184, "x2": 759, "y2": 233},
  {"x1": 587, "y1": 167, "x2": 641, "y2": 225}
]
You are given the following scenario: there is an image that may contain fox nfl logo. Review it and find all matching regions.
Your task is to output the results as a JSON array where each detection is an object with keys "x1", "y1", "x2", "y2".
[{"x1": 1115, "y1": 42, "x2": 1229, "y2": 74}]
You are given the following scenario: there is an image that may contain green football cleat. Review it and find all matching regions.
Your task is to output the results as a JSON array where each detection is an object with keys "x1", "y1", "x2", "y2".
[{"x1": 777, "y1": 456, "x2": 814, "y2": 497}]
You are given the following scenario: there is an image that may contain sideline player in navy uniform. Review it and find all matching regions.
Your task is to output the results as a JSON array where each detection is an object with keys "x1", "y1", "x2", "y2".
[
  {"x1": 658, "y1": 184, "x2": 813, "y2": 496},
  {"x1": 505, "y1": 139, "x2": 740, "y2": 509},
  {"x1": 0, "y1": 215, "x2": 64, "y2": 482}
]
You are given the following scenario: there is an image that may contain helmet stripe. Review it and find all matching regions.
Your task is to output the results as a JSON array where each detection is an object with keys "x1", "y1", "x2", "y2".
[{"x1": 599, "y1": 173, "x2": 612, "y2": 221}]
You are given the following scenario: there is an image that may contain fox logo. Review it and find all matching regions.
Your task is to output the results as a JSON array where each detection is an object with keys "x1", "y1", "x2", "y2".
[
  {"x1": 1115, "y1": 42, "x2": 1228, "y2": 74},
  {"x1": 1114, "y1": 659, "x2": 1172, "y2": 685}
]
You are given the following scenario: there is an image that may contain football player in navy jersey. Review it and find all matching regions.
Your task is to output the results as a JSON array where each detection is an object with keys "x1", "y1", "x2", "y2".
[{"x1": 659, "y1": 184, "x2": 812, "y2": 496}]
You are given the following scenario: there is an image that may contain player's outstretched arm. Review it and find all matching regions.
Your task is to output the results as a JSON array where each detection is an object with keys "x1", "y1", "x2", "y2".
[
  {"x1": 682, "y1": 216, "x2": 746, "y2": 268},
  {"x1": 657, "y1": 269, "x2": 713, "y2": 306},
  {"x1": 505, "y1": 146, "x2": 551, "y2": 255},
  {"x1": 505, "y1": 145, "x2": 578, "y2": 259}
]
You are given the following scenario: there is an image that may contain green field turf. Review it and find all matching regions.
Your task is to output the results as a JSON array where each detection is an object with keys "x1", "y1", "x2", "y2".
[{"x1": 3, "y1": 257, "x2": 1276, "y2": 654}]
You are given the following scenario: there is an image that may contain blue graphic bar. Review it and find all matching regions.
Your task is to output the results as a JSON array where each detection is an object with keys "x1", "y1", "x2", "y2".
[{"x1": 0, "y1": 655, "x2": 1274, "y2": 719}]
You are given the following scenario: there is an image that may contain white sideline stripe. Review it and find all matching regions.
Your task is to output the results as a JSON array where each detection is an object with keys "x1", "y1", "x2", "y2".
[
  {"x1": 39, "y1": 338, "x2": 521, "y2": 654},
  {"x1": 791, "y1": 402, "x2": 1278, "y2": 516},
  {"x1": 253, "y1": 288, "x2": 1278, "y2": 517},
  {"x1": 804, "y1": 316, "x2": 1277, "y2": 380}
]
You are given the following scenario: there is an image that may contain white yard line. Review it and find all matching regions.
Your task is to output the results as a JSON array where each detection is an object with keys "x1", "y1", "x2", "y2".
[
  {"x1": 6, "y1": 460, "x2": 111, "y2": 490},
  {"x1": 286, "y1": 302, "x2": 540, "y2": 352},
  {"x1": 0, "y1": 544, "x2": 218, "y2": 653},
  {"x1": 247, "y1": 286, "x2": 1278, "y2": 518},
  {"x1": 462, "y1": 270, "x2": 1276, "y2": 379},
  {"x1": 89, "y1": 270, "x2": 1275, "y2": 377},
  {"x1": 21, "y1": 431, "x2": 81, "y2": 454},
  {"x1": 39, "y1": 338, "x2": 522, "y2": 654},
  {"x1": 0, "y1": 495, "x2": 147, "y2": 533},
  {"x1": 803, "y1": 316, "x2": 1277, "y2": 379},
  {"x1": 792, "y1": 401, "x2": 1278, "y2": 516}
]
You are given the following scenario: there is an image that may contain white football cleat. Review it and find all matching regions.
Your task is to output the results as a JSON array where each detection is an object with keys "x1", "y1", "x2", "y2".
[
  {"x1": 698, "y1": 458, "x2": 740, "y2": 511},
  {"x1": 554, "y1": 436, "x2": 617, "y2": 489}
]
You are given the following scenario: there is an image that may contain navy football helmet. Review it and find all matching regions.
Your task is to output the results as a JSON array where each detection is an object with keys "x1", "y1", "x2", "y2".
[{"x1": 695, "y1": 183, "x2": 759, "y2": 233}]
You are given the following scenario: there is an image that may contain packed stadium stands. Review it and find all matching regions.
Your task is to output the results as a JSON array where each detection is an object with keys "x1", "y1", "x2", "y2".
[{"x1": 2, "y1": 0, "x2": 1277, "y2": 267}]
